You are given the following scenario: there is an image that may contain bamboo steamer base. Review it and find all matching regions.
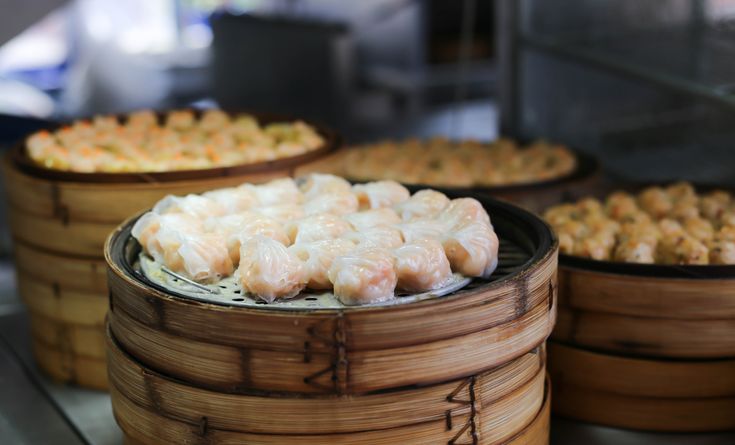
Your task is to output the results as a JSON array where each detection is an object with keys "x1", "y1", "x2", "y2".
[
  {"x1": 549, "y1": 342, "x2": 735, "y2": 432},
  {"x1": 111, "y1": 329, "x2": 552, "y2": 445},
  {"x1": 32, "y1": 338, "x2": 107, "y2": 390},
  {"x1": 116, "y1": 383, "x2": 550, "y2": 445}
]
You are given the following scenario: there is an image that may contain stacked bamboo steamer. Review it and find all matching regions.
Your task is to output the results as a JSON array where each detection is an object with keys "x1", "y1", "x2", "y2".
[
  {"x1": 298, "y1": 141, "x2": 600, "y2": 213},
  {"x1": 2, "y1": 110, "x2": 339, "y2": 390},
  {"x1": 105, "y1": 192, "x2": 558, "y2": 444},
  {"x1": 549, "y1": 239, "x2": 735, "y2": 432}
]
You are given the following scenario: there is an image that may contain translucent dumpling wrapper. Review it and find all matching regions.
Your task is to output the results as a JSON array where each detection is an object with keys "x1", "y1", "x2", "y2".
[
  {"x1": 393, "y1": 239, "x2": 452, "y2": 293},
  {"x1": 343, "y1": 226, "x2": 404, "y2": 249},
  {"x1": 132, "y1": 212, "x2": 203, "y2": 263},
  {"x1": 203, "y1": 212, "x2": 289, "y2": 264},
  {"x1": 328, "y1": 247, "x2": 397, "y2": 305},
  {"x1": 303, "y1": 192, "x2": 359, "y2": 216},
  {"x1": 288, "y1": 238, "x2": 356, "y2": 289},
  {"x1": 285, "y1": 214, "x2": 353, "y2": 244},
  {"x1": 299, "y1": 173, "x2": 352, "y2": 199},
  {"x1": 236, "y1": 235, "x2": 307, "y2": 302},
  {"x1": 395, "y1": 220, "x2": 446, "y2": 244},
  {"x1": 253, "y1": 178, "x2": 303, "y2": 206},
  {"x1": 163, "y1": 232, "x2": 234, "y2": 282},
  {"x1": 343, "y1": 208, "x2": 401, "y2": 231},
  {"x1": 437, "y1": 198, "x2": 492, "y2": 231},
  {"x1": 394, "y1": 189, "x2": 450, "y2": 221},
  {"x1": 153, "y1": 194, "x2": 225, "y2": 219},
  {"x1": 255, "y1": 204, "x2": 305, "y2": 223},
  {"x1": 442, "y1": 221, "x2": 499, "y2": 278},
  {"x1": 352, "y1": 181, "x2": 410, "y2": 210},
  {"x1": 202, "y1": 186, "x2": 259, "y2": 214}
]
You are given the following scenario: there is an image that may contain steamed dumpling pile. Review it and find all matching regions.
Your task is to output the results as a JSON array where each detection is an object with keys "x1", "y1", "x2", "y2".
[{"x1": 132, "y1": 174, "x2": 499, "y2": 305}]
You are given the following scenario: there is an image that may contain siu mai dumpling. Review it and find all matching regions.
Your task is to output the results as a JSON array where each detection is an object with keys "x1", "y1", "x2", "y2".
[
  {"x1": 253, "y1": 178, "x2": 303, "y2": 206},
  {"x1": 442, "y1": 221, "x2": 499, "y2": 278},
  {"x1": 352, "y1": 181, "x2": 410, "y2": 210},
  {"x1": 203, "y1": 212, "x2": 289, "y2": 264},
  {"x1": 153, "y1": 194, "x2": 225, "y2": 219},
  {"x1": 299, "y1": 173, "x2": 352, "y2": 198},
  {"x1": 343, "y1": 226, "x2": 404, "y2": 249},
  {"x1": 343, "y1": 208, "x2": 401, "y2": 231},
  {"x1": 288, "y1": 238, "x2": 356, "y2": 289},
  {"x1": 303, "y1": 192, "x2": 359, "y2": 216},
  {"x1": 285, "y1": 214, "x2": 353, "y2": 244},
  {"x1": 393, "y1": 239, "x2": 452, "y2": 292},
  {"x1": 328, "y1": 247, "x2": 397, "y2": 305},
  {"x1": 237, "y1": 236, "x2": 307, "y2": 302},
  {"x1": 394, "y1": 189, "x2": 450, "y2": 221}
]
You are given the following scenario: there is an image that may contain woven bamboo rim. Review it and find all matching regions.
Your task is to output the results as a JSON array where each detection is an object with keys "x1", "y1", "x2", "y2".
[
  {"x1": 549, "y1": 342, "x2": 735, "y2": 432},
  {"x1": 108, "y1": 324, "x2": 545, "y2": 436},
  {"x1": 13, "y1": 241, "x2": 107, "y2": 293},
  {"x1": 106, "y1": 194, "x2": 558, "y2": 394}
]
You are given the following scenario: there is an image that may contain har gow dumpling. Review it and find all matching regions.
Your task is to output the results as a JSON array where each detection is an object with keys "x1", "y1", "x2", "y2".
[
  {"x1": 393, "y1": 239, "x2": 452, "y2": 292},
  {"x1": 285, "y1": 214, "x2": 353, "y2": 244},
  {"x1": 237, "y1": 235, "x2": 307, "y2": 302},
  {"x1": 394, "y1": 189, "x2": 450, "y2": 221},
  {"x1": 352, "y1": 181, "x2": 410, "y2": 210},
  {"x1": 288, "y1": 238, "x2": 356, "y2": 289},
  {"x1": 343, "y1": 208, "x2": 401, "y2": 231},
  {"x1": 328, "y1": 247, "x2": 397, "y2": 305},
  {"x1": 442, "y1": 221, "x2": 499, "y2": 278}
]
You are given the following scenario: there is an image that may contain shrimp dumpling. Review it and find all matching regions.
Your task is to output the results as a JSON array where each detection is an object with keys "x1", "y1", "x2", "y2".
[
  {"x1": 203, "y1": 186, "x2": 258, "y2": 214},
  {"x1": 255, "y1": 204, "x2": 305, "y2": 223},
  {"x1": 237, "y1": 236, "x2": 307, "y2": 302},
  {"x1": 303, "y1": 192, "x2": 359, "y2": 216},
  {"x1": 132, "y1": 212, "x2": 203, "y2": 262},
  {"x1": 285, "y1": 214, "x2": 353, "y2": 244},
  {"x1": 352, "y1": 181, "x2": 410, "y2": 210},
  {"x1": 153, "y1": 194, "x2": 225, "y2": 219},
  {"x1": 203, "y1": 212, "x2": 289, "y2": 264},
  {"x1": 299, "y1": 173, "x2": 352, "y2": 198},
  {"x1": 169, "y1": 232, "x2": 234, "y2": 282},
  {"x1": 395, "y1": 220, "x2": 445, "y2": 243},
  {"x1": 343, "y1": 208, "x2": 401, "y2": 231},
  {"x1": 254, "y1": 178, "x2": 303, "y2": 206},
  {"x1": 437, "y1": 198, "x2": 492, "y2": 230},
  {"x1": 288, "y1": 238, "x2": 356, "y2": 289},
  {"x1": 393, "y1": 189, "x2": 450, "y2": 221},
  {"x1": 393, "y1": 239, "x2": 452, "y2": 292},
  {"x1": 343, "y1": 226, "x2": 404, "y2": 249},
  {"x1": 442, "y1": 221, "x2": 499, "y2": 278},
  {"x1": 328, "y1": 247, "x2": 397, "y2": 305}
]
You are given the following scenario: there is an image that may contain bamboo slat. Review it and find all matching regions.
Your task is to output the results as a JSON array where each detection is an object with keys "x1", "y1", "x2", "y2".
[
  {"x1": 13, "y1": 241, "x2": 107, "y2": 293},
  {"x1": 108, "y1": 326, "x2": 545, "y2": 435},
  {"x1": 32, "y1": 339, "x2": 108, "y2": 390},
  {"x1": 29, "y1": 312, "x2": 106, "y2": 359},
  {"x1": 553, "y1": 305, "x2": 735, "y2": 359},
  {"x1": 558, "y1": 266, "x2": 735, "y2": 319},
  {"x1": 550, "y1": 342, "x2": 735, "y2": 432}
]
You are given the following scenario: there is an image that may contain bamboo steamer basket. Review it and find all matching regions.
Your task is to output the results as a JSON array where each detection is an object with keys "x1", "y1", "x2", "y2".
[
  {"x1": 106, "y1": 192, "x2": 558, "y2": 395},
  {"x1": 549, "y1": 341, "x2": 735, "y2": 432},
  {"x1": 297, "y1": 142, "x2": 600, "y2": 213},
  {"x1": 108, "y1": 322, "x2": 549, "y2": 444},
  {"x1": 552, "y1": 258, "x2": 735, "y2": 359},
  {"x1": 3, "y1": 111, "x2": 340, "y2": 389}
]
